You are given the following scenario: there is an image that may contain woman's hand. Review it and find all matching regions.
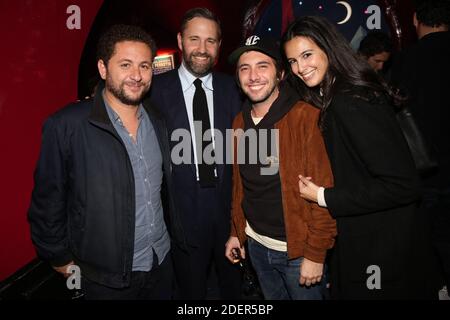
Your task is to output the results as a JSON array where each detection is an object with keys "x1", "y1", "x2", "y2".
[{"x1": 298, "y1": 175, "x2": 319, "y2": 203}]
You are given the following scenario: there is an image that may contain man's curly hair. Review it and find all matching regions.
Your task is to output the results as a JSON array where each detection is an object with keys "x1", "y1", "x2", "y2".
[{"x1": 96, "y1": 24, "x2": 157, "y2": 65}]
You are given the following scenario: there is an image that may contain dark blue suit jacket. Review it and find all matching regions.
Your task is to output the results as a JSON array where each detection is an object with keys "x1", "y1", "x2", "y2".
[{"x1": 148, "y1": 69, "x2": 241, "y2": 246}]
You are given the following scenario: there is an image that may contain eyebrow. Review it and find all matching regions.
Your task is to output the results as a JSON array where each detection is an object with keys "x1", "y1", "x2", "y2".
[
  {"x1": 117, "y1": 58, "x2": 151, "y2": 64},
  {"x1": 238, "y1": 60, "x2": 271, "y2": 68},
  {"x1": 188, "y1": 35, "x2": 217, "y2": 41},
  {"x1": 300, "y1": 49, "x2": 313, "y2": 55},
  {"x1": 287, "y1": 49, "x2": 312, "y2": 60}
]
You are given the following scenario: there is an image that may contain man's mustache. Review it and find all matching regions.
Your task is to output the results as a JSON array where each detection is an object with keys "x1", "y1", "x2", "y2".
[
  {"x1": 192, "y1": 53, "x2": 211, "y2": 59},
  {"x1": 123, "y1": 81, "x2": 145, "y2": 87}
]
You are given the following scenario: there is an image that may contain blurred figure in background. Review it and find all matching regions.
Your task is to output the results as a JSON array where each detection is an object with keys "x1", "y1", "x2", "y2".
[
  {"x1": 391, "y1": 0, "x2": 450, "y2": 298},
  {"x1": 358, "y1": 30, "x2": 392, "y2": 76}
]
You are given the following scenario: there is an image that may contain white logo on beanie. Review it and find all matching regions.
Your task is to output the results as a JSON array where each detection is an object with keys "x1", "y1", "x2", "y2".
[{"x1": 245, "y1": 35, "x2": 260, "y2": 46}]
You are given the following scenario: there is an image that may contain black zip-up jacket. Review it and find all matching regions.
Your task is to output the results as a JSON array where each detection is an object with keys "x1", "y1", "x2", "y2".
[{"x1": 28, "y1": 83, "x2": 186, "y2": 288}]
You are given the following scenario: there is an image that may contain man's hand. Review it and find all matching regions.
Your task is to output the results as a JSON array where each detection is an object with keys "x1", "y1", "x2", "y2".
[
  {"x1": 299, "y1": 258, "x2": 323, "y2": 286},
  {"x1": 225, "y1": 236, "x2": 245, "y2": 264},
  {"x1": 53, "y1": 261, "x2": 75, "y2": 278}
]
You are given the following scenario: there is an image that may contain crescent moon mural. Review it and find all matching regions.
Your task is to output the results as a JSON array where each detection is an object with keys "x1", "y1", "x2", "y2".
[{"x1": 337, "y1": 1, "x2": 352, "y2": 24}]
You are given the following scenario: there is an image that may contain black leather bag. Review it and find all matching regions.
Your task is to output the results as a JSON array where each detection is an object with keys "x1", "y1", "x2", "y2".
[{"x1": 396, "y1": 107, "x2": 438, "y2": 173}]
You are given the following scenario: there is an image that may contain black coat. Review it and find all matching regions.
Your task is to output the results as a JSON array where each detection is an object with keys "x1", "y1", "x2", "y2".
[
  {"x1": 322, "y1": 91, "x2": 432, "y2": 299},
  {"x1": 28, "y1": 83, "x2": 184, "y2": 288},
  {"x1": 391, "y1": 31, "x2": 450, "y2": 188}
]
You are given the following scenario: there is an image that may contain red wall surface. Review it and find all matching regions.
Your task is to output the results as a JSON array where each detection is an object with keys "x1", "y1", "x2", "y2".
[{"x1": 0, "y1": 0, "x2": 103, "y2": 281}]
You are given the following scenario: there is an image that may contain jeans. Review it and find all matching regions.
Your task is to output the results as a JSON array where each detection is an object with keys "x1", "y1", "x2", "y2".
[{"x1": 247, "y1": 237, "x2": 328, "y2": 300}]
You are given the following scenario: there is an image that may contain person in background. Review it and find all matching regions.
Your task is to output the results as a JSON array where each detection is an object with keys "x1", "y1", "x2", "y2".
[
  {"x1": 391, "y1": 0, "x2": 450, "y2": 298},
  {"x1": 358, "y1": 30, "x2": 392, "y2": 75}
]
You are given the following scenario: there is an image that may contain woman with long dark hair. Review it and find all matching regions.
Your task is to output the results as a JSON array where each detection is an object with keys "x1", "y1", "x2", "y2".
[{"x1": 282, "y1": 16, "x2": 436, "y2": 299}]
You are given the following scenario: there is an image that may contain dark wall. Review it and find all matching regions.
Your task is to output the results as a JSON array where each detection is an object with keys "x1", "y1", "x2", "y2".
[{"x1": 78, "y1": 0, "x2": 249, "y2": 98}]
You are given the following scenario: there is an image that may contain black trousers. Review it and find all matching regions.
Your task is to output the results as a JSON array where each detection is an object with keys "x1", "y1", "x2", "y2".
[
  {"x1": 172, "y1": 187, "x2": 242, "y2": 299},
  {"x1": 422, "y1": 187, "x2": 450, "y2": 291},
  {"x1": 81, "y1": 252, "x2": 173, "y2": 300}
]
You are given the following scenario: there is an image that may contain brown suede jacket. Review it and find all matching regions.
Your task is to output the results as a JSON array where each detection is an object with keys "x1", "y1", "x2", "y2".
[{"x1": 230, "y1": 101, "x2": 337, "y2": 263}]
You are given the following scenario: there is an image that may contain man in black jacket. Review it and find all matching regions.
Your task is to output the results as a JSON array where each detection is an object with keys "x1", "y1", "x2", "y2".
[
  {"x1": 391, "y1": 0, "x2": 450, "y2": 297},
  {"x1": 28, "y1": 25, "x2": 185, "y2": 299}
]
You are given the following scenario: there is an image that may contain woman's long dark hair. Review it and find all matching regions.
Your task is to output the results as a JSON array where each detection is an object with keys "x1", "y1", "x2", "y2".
[{"x1": 281, "y1": 16, "x2": 403, "y2": 128}]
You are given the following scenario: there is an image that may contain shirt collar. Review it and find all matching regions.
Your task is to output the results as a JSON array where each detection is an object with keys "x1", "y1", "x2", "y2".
[
  {"x1": 178, "y1": 61, "x2": 214, "y2": 93},
  {"x1": 103, "y1": 90, "x2": 144, "y2": 124}
]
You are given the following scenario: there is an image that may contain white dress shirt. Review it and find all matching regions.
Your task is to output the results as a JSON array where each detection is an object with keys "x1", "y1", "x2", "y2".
[
  {"x1": 178, "y1": 62, "x2": 216, "y2": 180},
  {"x1": 318, "y1": 187, "x2": 327, "y2": 207}
]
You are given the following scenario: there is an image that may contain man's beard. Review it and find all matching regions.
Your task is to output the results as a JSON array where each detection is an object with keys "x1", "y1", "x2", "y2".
[
  {"x1": 183, "y1": 51, "x2": 215, "y2": 77},
  {"x1": 106, "y1": 78, "x2": 149, "y2": 106}
]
